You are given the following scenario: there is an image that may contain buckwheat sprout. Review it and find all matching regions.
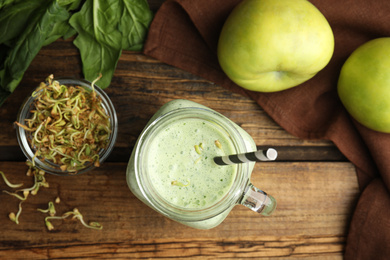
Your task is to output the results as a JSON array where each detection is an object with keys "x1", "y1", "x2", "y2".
[
  {"x1": 17, "y1": 173, "x2": 38, "y2": 193},
  {"x1": 90, "y1": 73, "x2": 102, "y2": 100},
  {"x1": 44, "y1": 208, "x2": 103, "y2": 231},
  {"x1": 14, "y1": 121, "x2": 36, "y2": 131},
  {"x1": 8, "y1": 212, "x2": 17, "y2": 223},
  {"x1": 78, "y1": 144, "x2": 89, "y2": 161},
  {"x1": 51, "y1": 105, "x2": 64, "y2": 126},
  {"x1": 3, "y1": 190, "x2": 29, "y2": 201},
  {"x1": 0, "y1": 171, "x2": 23, "y2": 188},
  {"x1": 9, "y1": 201, "x2": 24, "y2": 224},
  {"x1": 33, "y1": 121, "x2": 46, "y2": 144},
  {"x1": 17, "y1": 167, "x2": 49, "y2": 196},
  {"x1": 14, "y1": 74, "x2": 111, "y2": 174},
  {"x1": 37, "y1": 201, "x2": 56, "y2": 216},
  {"x1": 45, "y1": 219, "x2": 55, "y2": 231},
  {"x1": 31, "y1": 150, "x2": 40, "y2": 167},
  {"x1": 70, "y1": 208, "x2": 103, "y2": 230}
]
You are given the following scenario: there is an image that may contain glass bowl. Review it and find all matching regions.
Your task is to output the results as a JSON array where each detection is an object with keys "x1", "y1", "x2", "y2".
[{"x1": 15, "y1": 77, "x2": 118, "y2": 176}]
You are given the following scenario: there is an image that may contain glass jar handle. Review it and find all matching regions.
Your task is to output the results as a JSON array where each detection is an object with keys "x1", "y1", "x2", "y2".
[{"x1": 240, "y1": 183, "x2": 276, "y2": 216}]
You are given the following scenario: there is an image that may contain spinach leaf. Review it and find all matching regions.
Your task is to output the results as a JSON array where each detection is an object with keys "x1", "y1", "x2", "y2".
[
  {"x1": 69, "y1": 0, "x2": 122, "y2": 89},
  {"x1": 121, "y1": 0, "x2": 153, "y2": 51},
  {"x1": 43, "y1": 19, "x2": 76, "y2": 46},
  {"x1": 0, "y1": 0, "x2": 153, "y2": 106},
  {"x1": 93, "y1": 0, "x2": 123, "y2": 50},
  {"x1": 0, "y1": 0, "x2": 48, "y2": 46},
  {"x1": 69, "y1": 0, "x2": 153, "y2": 88},
  {"x1": 58, "y1": 0, "x2": 83, "y2": 10},
  {"x1": 0, "y1": 0, "x2": 75, "y2": 106},
  {"x1": 0, "y1": 0, "x2": 15, "y2": 10},
  {"x1": 46, "y1": 0, "x2": 85, "y2": 43}
]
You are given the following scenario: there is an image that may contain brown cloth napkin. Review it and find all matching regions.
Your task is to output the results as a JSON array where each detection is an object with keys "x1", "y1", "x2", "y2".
[{"x1": 143, "y1": 0, "x2": 390, "y2": 258}]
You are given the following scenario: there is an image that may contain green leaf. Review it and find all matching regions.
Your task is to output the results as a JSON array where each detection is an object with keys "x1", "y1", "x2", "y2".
[
  {"x1": 0, "y1": 0, "x2": 74, "y2": 106},
  {"x1": 93, "y1": 0, "x2": 123, "y2": 50},
  {"x1": 43, "y1": 19, "x2": 75, "y2": 46},
  {"x1": 0, "y1": 0, "x2": 153, "y2": 106},
  {"x1": 69, "y1": 0, "x2": 153, "y2": 88},
  {"x1": 58, "y1": 0, "x2": 83, "y2": 10},
  {"x1": 0, "y1": 0, "x2": 48, "y2": 46},
  {"x1": 120, "y1": 0, "x2": 153, "y2": 50},
  {"x1": 46, "y1": 0, "x2": 84, "y2": 45},
  {"x1": 69, "y1": 0, "x2": 121, "y2": 89},
  {"x1": 0, "y1": 0, "x2": 15, "y2": 10}
]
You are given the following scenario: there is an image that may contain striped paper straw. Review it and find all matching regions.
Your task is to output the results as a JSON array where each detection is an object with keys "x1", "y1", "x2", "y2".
[{"x1": 213, "y1": 148, "x2": 277, "y2": 165}]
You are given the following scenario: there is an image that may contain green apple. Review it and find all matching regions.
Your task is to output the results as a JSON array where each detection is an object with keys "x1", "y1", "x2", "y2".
[
  {"x1": 338, "y1": 37, "x2": 390, "y2": 133},
  {"x1": 217, "y1": 0, "x2": 334, "y2": 92}
]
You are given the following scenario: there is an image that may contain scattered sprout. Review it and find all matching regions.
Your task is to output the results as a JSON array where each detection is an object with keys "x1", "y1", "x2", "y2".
[
  {"x1": 0, "y1": 171, "x2": 23, "y2": 188},
  {"x1": 2, "y1": 162, "x2": 101, "y2": 231},
  {"x1": 17, "y1": 164, "x2": 49, "y2": 196},
  {"x1": 8, "y1": 212, "x2": 16, "y2": 223},
  {"x1": 45, "y1": 219, "x2": 55, "y2": 231},
  {"x1": 44, "y1": 208, "x2": 103, "y2": 231},
  {"x1": 9, "y1": 201, "x2": 23, "y2": 224},
  {"x1": 2, "y1": 162, "x2": 49, "y2": 224},
  {"x1": 89, "y1": 222, "x2": 103, "y2": 229},
  {"x1": 3, "y1": 190, "x2": 29, "y2": 201},
  {"x1": 37, "y1": 201, "x2": 56, "y2": 216}
]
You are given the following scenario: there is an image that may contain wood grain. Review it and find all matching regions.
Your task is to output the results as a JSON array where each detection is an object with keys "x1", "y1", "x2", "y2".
[{"x1": 0, "y1": 161, "x2": 358, "y2": 259}]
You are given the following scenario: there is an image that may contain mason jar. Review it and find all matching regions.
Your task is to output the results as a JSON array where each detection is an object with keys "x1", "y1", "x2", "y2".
[{"x1": 126, "y1": 99, "x2": 276, "y2": 229}]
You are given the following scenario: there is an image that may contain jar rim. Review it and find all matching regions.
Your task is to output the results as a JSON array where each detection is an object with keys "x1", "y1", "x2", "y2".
[
  {"x1": 15, "y1": 77, "x2": 118, "y2": 176},
  {"x1": 134, "y1": 107, "x2": 251, "y2": 222}
]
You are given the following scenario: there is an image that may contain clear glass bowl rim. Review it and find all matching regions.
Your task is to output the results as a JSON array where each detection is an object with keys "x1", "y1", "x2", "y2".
[{"x1": 15, "y1": 77, "x2": 118, "y2": 176}]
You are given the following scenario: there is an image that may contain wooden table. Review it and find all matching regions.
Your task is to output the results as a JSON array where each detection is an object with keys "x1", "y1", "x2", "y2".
[{"x1": 0, "y1": 2, "x2": 360, "y2": 259}]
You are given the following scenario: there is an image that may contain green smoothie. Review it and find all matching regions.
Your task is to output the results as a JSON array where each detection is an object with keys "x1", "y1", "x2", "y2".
[
  {"x1": 146, "y1": 118, "x2": 237, "y2": 209},
  {"x1": 127, "y1": 99, "x2": 259, "y2": 229}
]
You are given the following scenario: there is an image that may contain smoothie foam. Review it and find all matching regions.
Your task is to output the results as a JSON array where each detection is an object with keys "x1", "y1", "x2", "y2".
[{"x1": 146, "y1": 117, "x2": 237, "y2": 209}]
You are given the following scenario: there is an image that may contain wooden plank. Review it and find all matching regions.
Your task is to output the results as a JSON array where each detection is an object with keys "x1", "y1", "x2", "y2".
[
  {"x1": 0, "y1": 236, "x2": 345, "y2": 259},
  {"x1": 0, "y1": 161, "x2": 359, "y2": 259}
]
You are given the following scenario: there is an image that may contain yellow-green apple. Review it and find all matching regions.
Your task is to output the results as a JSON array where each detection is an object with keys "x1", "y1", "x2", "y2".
[
  {"x1": 338, "y1": 37, "x2": 390, "y2": 133},
  {"x1": 217, "y1": 0, "x2": 334, "y2": 92}
]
